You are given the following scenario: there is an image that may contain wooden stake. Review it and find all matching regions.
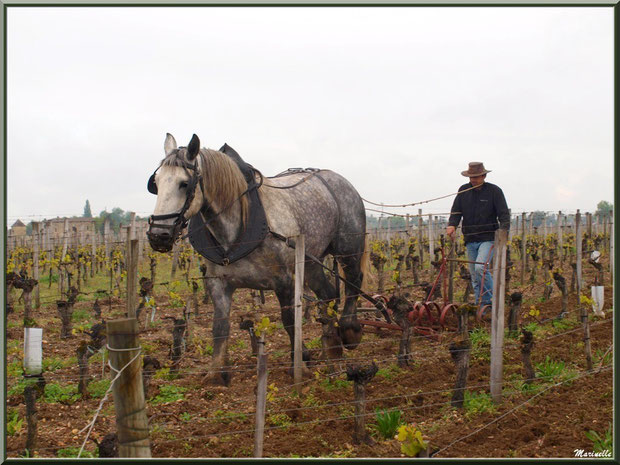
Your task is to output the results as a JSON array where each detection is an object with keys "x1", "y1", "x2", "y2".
[
  {"x1": 107, "y1": 318, "x2": 151, "y2": 458},
  {"x1": 521, "y1": 212, "x2": 526, "y2": 284},
  {"x1": 293, "y1": 234, "x2": 305, "y2": 389},
  {"x1": 126, "y1": 213, "x2": 138, "y2": 319},
  {"x1": 417, "y1": 209, "x2": 424, "y2": 268},
  {"x1": 576, "y1": 210, "x2": 583, "y2": 296},
  {"x1": 253, "y1": 336, "x2": 267, "y2": 457},
  {"x1": 490, "y1": 229, "x2": 508, "y2": 403},
  {"x1": 32, "y1": 222, "x2": 40, "y2": 309}
]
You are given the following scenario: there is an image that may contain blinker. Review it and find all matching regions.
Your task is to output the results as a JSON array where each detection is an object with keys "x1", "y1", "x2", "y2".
[{"x1": 147, "y1": 172, "x2": 157, "y2": 195}]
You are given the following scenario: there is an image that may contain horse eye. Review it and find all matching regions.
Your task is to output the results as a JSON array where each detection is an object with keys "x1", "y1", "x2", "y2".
[{"x1": 179, "y1": 181, "x2": 188, "y2": 189}]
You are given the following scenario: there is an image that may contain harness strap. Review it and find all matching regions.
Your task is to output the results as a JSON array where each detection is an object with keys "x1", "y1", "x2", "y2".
[{"x1": 268, "y1": 231, "x2": 390, "y2": 322}]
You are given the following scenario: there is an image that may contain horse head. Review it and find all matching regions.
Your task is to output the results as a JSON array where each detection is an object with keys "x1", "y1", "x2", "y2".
[{"x1": 147, "y1": 133, "x2": 204, "y2": 252}]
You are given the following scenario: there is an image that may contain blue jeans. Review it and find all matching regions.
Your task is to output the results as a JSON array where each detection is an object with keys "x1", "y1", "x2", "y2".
[{"x1": 466, "y1": 241, "x2": 494, "y2": 306}]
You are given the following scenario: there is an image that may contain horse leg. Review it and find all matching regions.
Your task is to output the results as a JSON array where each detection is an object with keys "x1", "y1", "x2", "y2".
[
  {"x1": 337, "y1": 254, "x2": 364, "y2": 350},
  {"x1": 306, "y1": 262, "x2": 343, "y2": 373},
  {"x1": 274, "y1": 285, "x2": 312, "y2": 378},
  {"x1": 204, "y1": 279, "x2": 234, "y2": 386}
]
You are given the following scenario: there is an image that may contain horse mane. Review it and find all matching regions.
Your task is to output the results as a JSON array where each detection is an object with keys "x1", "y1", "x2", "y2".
[{"x1": 161, "y1": 147, "x2": 249, "y2": 227}]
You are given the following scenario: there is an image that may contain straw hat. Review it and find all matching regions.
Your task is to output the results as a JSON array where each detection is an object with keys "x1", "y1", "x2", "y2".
[{"x1": 461, "y1": 162, "x2": 492, "y2": 177}]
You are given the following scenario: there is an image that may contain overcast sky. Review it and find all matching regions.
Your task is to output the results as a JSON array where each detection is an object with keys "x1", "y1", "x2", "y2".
[{"x1": 6, "y1": 6, "x2": 614, "y2": 226}]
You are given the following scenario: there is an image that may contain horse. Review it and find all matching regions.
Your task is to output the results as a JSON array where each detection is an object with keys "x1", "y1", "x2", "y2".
[{"x1": 146, "y1": 133, "x2": 369, "y2": 385}]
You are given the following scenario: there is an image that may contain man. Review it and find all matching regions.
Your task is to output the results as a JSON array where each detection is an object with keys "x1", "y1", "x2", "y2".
[{"x1": 446, "y1": 162, "x2": 510, "y2": 308}]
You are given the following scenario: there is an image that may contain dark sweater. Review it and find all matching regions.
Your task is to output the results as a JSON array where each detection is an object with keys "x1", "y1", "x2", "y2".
[{"x1": 448, "y1": 182, "x2": 510, "y2": 244}]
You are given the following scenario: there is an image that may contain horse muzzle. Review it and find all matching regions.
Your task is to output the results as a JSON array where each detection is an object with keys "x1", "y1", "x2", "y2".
[{"x1": 147, "y1": 213, "x2": 186, "y2": 252}]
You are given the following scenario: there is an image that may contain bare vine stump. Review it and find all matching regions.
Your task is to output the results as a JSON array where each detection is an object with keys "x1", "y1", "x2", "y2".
[
  {"x1": 580, "y1": 306, "x2": 594, "y2": 371},
  {"x1": 449, "y1": 339, "x2": 471, "y2": 408},
  {"x1": 553, "y1": 272, "x2": 569, "y2": 318},
  {"x1": 317, "y1": 314, "x2": 344, "y2": 376},
  {"x1": 240, "y1": 319, "x2": 258, "y2": 356},
  {"x1": 387, "y1": 294, "x2": 414, "y2": 367},
  {"x1": 521, "y1": 330, "x2": 536, "y2": 384},
  {"x1": 149, "y1": 256, "x2": 157, "y2": 284},
  {"x1": 346, "y1": 363, "x2": 378, "y2": 445},
  {"x1": 77, "y1": 342, "x2": 91, "y2": 398},
  {"x1": 542, "y1": 262, "x2": 554, "y2": 301},
  {"x1": 13, "y1": 275, "x2": 38, "y2": 326},
  {"x1": 199, "y1": 263, "x2": 210, "y2": 304},
  {"x1": 570, "y1": 263, "x2": 577, "y2": 293},
  {"x1": 588, "y1": 256, "x2": 604, "y2": 285},
  {"x1": 192, "y1": 281, "x2": 200, "y2": 316},
  {"x1": 93, "y1": 298, "x2": 102, "y2": 320},
  {"x1": 56, "y1": 300, "x2": 74, "y2": 339},
  {"x1": 411, "y1": 255, "x2": 420, "y2": 284},
  {"x1": 459, "y1": 265, "x2": 473, "y2": 303},
  {"x1": 167, "y1": 317, "x2": 187, "y2": 374},
  {"x1": 94, "y1": 432, "x2": 119, "y2": 458},
  {"x1": 23, "y1": 374, "x2": 45, "y2": 456},
  {"x1": 142, "y1": 355, "x2": 161, "y2": 397},
  {"x1": 508, "y1": 292, "x2": 522, "y2": 335}
]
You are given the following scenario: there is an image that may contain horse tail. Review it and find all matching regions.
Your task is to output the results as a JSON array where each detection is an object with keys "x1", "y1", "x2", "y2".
[{"x1": 360, "y1": 232, "x2": 370, "y2": 291}]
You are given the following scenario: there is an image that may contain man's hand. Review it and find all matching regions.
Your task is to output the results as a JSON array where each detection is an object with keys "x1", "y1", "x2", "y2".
[{"x1": 446, "y1": 226, "x2": 456, "y2": 241}]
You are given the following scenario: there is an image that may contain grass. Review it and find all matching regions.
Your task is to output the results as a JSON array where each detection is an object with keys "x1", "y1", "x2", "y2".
[
  {"x1": 87, "y1": 379, "x2": 111, "y2": 398},
  {"x1": 585, "y1": 422, "x2": 613, "y2": 455},
  {"x1": 463, "y1": 390, "x2": 496, "y2": 418},
  {"x1": 321, "y1": 377, "x2": 352, "y2": 392},
  {"x1": 149, "y1": 384, "x2": 187, "y2": 405},
  {"x1": 7, "y1": 408, "x2": 24, "y2": 436},
  {"x1": 371, "y1": 408, "x2": 405, "y2": 439},
  {"x1": 535, "y1": 356, "x2": 578, "y2": 384},
  {"x1": 56, "y1": 447, "x2": 96, "y2": 458},
  {"x1": 469, "y1": 327, "x2": 490, "y2": 361},
  {"x1": 376, "y1": 364, "x2": 403, "y2": 380},
  {"x1": 43, "y1": 382, "x2": 81, "y2": 404},
  {"x1": 267, "y1": 413, "x2": 293, "y2": 429}
]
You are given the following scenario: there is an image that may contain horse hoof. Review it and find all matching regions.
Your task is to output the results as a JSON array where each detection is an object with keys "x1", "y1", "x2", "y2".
[
  {"x1": 338, "y1": 322, "x2": 362, "y2": 350},
  {"x1": 204, "y1": 371, "x2": 231, "y2": 387}
]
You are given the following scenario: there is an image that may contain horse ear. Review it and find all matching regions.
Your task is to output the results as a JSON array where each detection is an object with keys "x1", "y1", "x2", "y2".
[
  {"x1": 164, "y1": 133, "x2": 177, "y2": 156},
  {"x1": 187, "y1": 134, "x2": 200, "y2": 160}
]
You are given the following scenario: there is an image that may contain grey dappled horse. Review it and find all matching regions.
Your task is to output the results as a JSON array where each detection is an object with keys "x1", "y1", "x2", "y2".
[{"x1": 147, "y1": 134, "x2": 368, "y2": 385}]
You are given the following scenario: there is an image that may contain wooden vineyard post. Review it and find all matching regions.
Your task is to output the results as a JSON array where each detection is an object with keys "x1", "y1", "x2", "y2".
[
  {"x1": 520, "y1": 212, "x2": 526, "y2": 284},
  {"x1": 417, "y1": 209, "x2": 424, "y2": 268},
  {"x1": 91, "y1": 225, "x2": 97, "y2": 278},
  {"x1": 104, "y1": 216, "x2": 111, "y2": 271},
  {"x1": 490, "y1": 229, "x2": 508, "y2": 403},
  {"x1": 586, "y1": 212, "x2": 592, "y2": 238},
  {"x1": 610, "y1": 211, "x2": 614, "y2": 278},
  {"x1": 126, "y1": 213, "x2": 139, "y2": 319},
  {"x1": 576, "y1": 210, "x2": 583, "y2": 296},
  {"x1": 253, "y1": 335, "x2": 268, "y2": 458},
  {"x1": 61, "y1": 218, "x2": 69, "y2": 261},
  {"x1": 107, "y1": 318, "x2": 151, "y2": 457},
  {"x1": 293, "y1": 234, "x2": 305, "y2": 389},
  {"x1": 557, "y1": 211, "x2": 563, "y2": 264},
  {"x1": 32, "y1": 222, "x2": 40, "y2": 309},
  {"x1": 428, "y1": 214, "x2": 434, "y2": 266},
  {"x1": 448, "y1": 239, "x2": 455, "y2": 302}
]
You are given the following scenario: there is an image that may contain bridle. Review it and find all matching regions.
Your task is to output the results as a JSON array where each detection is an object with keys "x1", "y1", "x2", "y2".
[{"x1": 146, "y1": 155, "x2": 203, "y2": 251}]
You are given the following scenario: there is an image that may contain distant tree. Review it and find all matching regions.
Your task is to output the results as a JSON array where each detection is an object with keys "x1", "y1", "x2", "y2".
[
  {"x1": 96, "y1": 208, "x2": 144, "y2": 234},
  {"x1": 83, "y1": 200, "x2": 93, "y2": 218},
  {"x1": 595, "y1": 200, "x2": 613, "y2": 219},
  {"x1": 531, "y1": 211, "x2": 546, "y2": 228}
]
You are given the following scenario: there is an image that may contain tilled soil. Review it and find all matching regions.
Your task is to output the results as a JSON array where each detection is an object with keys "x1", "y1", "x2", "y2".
[{"x1": 6, "y1": 261, "x2": 613, "y2": 458}]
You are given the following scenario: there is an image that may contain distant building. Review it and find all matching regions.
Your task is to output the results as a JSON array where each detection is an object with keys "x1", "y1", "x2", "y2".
[
  {"x1": 10, "y1": 220, "x2": 27, "y2": 237},
  {"x1": 42, "y1": 217, "x2": 96, "y2": 237}
]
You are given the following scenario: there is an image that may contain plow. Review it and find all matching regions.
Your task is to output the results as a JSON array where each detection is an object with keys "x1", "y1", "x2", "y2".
[{"x1": 356, "y1": 246, "x2": 493, "y2": 341}]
